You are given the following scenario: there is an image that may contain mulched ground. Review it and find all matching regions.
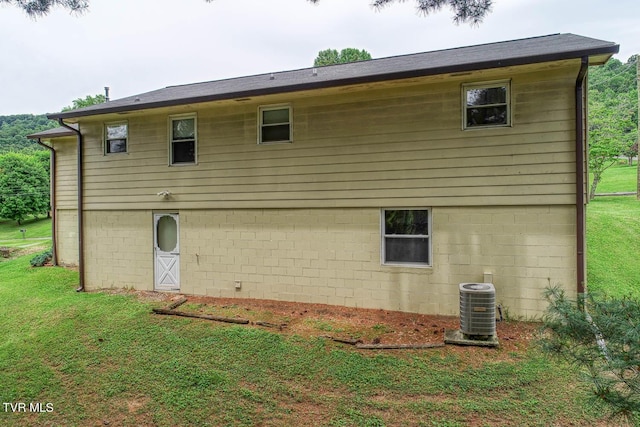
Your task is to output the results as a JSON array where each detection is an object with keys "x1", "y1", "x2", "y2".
[{"x1": 112, "y1": 290, "x2": 540, "y2": 353}]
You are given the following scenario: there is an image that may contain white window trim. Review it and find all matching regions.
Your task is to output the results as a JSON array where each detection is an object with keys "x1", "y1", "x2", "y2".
[
  {"x1": 104, "y1": 121, "x2": 128, "y2": 155},
  {"x1": 258, "y1": 104, "x2": 292, "y2": 144},
  {"x1": 380, "y1": 208, "x2": 432, "y2": 268},
  {"x1": 168, "y1": 113, "x2": 197, "y2": 166},
  {"x1": 462, "y1": 80, "x2": 511, "y2": 130}
]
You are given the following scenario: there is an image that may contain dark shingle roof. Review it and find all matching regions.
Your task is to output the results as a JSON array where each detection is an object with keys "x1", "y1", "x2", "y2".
[
  {"x1": 49, "y1": 33, "x2": 618, "y2": 120},
  {"x1": 27, "y1": 124, "x2": 78, "y2": 139}
]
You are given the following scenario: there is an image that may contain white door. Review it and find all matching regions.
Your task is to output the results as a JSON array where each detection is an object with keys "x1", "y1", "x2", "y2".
[{"x1": 154, "y1": 213, "x2": 180, "y2": 291}]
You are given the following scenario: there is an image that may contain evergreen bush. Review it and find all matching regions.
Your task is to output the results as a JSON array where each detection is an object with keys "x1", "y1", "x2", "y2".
[{"x1": 30, "y1": 248, "x2": 52, "y2": 267}]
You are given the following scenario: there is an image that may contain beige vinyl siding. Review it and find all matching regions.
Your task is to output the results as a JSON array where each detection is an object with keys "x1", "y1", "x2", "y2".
[
  {"x1": 52, "y1": 137, "x2": 78, "y2": 210},
  {"x1": 78, "y1": 62, "x2": 579, "y2": 211},
  {"x1": 49, "y1": 137, "x2": 79, "y2": 265}
]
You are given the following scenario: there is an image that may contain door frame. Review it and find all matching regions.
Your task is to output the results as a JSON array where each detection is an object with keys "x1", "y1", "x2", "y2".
[{"x1": 153, "y1": 212, "x2": 180, "y2": 291}]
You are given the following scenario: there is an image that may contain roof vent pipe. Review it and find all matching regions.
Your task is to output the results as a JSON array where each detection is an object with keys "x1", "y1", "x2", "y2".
[{"x1": 104, "y1": 86, "x2": 110, "y2": 102}]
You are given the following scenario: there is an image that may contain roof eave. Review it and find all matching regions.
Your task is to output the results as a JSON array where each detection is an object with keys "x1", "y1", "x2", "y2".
[
  {"x1": 48, "y1": 44, "x2": 619, "y2": 121},
  {"x1": 27, "y1": 127, "x2": 78, "y2": 140}
]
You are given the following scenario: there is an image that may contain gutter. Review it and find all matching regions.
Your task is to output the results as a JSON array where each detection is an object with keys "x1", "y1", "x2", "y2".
[
  {"x1": 48, "y1": 43, "x2": 620, "y2": 122},
  {"x1": 575, "y1": 56, "x2": 589, "y2": 297},
  {"x1": 58, "y1": 119, "x2": 85, "y2": 292},
  {"x1": 34, "y1": 138, "x2": 58, "y2": 266}
]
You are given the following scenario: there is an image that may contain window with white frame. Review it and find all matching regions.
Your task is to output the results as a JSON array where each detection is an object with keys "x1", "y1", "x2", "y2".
[
  {"x1": 169, "y1": 114, "x2": 196, "y2": 165},
  {"x1": 104, "y1": 122, "x2": 128, "y2": 154},
  {"x1": 382, "y1": 209, "x2": 431, "y2": 266},
  {"x1": 258, "y1": 105, "x2": 291, "y2": 144},
  {"x1": 463, "y1": 81, "x2": 510, "y2": 129}
]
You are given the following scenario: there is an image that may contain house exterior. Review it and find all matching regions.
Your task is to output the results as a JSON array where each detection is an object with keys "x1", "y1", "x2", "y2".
[{"x1": 32, "y1": 33, "x2": 618, "y2": 318}]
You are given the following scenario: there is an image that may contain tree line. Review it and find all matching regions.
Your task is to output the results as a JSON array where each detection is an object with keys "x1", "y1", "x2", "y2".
[
  {"x1": 0, "y1": 94, "x2": 105, "y2": 224},
  {"x1": 0, "y1": 116, "x2": 53, "y2": 223},
  {"x1": 0, "y1": 151, "x2": 50, "y2": 224},
  {"x1": 2, "y1": 0, "x2": 493, "y2": 24},
  {"x1": 0, "y1": 114, "x2": 57, "y2": 153}
]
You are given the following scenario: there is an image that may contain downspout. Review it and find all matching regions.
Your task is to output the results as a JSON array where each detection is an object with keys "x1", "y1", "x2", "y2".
[
  {"x1": 58, "y1": 119, "x2": 85, "y2": 292},
  {"x1": 34, "y1": 138, "x2": 58, "y2": 266},
  {"x1": 575, "y1": 56, "x2": 589, "y2": 298},
  {"x1": 576, "y1": 58, "x2": 622, "y2": 371}
]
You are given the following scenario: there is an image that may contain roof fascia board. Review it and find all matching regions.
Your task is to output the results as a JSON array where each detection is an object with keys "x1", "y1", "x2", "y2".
[
  {"x1": 48, "y1": 44, "x2": 619, "y2": 121},
  {"x1": 27, "y1": 128, "x2": 78, "y2": 139}
]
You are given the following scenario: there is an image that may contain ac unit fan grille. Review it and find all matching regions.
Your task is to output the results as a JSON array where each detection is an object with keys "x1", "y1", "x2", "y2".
[{"x1": 459, "y1": 283, "x2": 496, "y2": 336}]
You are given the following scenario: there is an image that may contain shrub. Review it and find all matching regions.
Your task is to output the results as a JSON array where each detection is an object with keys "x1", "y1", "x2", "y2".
[
  {"x1": 30, "y1": 249, "x2": 52, "y2": 267},
  {"x1": 540, "y1": 286, "x2": 640, "y2": 424}
]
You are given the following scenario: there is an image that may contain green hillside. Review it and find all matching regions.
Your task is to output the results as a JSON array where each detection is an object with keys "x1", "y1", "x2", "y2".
[{"x1": 0, "y1": 114, "x2": 57, "y2": 153}]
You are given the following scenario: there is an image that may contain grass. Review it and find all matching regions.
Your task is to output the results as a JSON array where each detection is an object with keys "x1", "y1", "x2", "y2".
[
  {"x1": 589, "y1": 161, "x2": 638, "y2": 194},
  {"x1": 586, "y1": 161, "x2": 640, "y2": 298},
  {"x1": 587, "y1": 196, "x2": 640, "y2": 298},
  {"x1": 0, "y1": 254, "x2": 609, "y2": 426},
  {"x1": 0, "y1": 161, "x2": 635, "y2": 425},
  {"x1": 0, "y1": 216, "x2": 52, "y2": 249}
]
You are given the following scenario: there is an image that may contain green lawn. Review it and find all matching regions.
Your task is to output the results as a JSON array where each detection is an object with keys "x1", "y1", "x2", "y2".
[
  {"x1": 586, "y1": 162, "x2": 640, "y2": 298},
  {"x1": 0, "y1": 255, "x2": 608, "y2": 426},
  {"x1": 587, "y1": 196, "x2": 640, "y2": 298},
  {"x1": 589, "y1": 161, "x2": 638, "y2": 194},
  {"x1": 0, "y1": 216, "x2": 52, "y2": 249},
  {"x1": 0, "y1": 164, "x2": 636, "y2": 425}
]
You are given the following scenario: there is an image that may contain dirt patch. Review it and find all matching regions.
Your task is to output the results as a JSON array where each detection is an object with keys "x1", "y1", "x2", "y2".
[
  {"x1": 126, "y1": 397, "x2": 150, "y2": 413},
  {"x1": 0, "y1": 244, "x2": 49, "y2": 261},
  {"x1": 107, "y1": 289, "x2": 539, "y2": 352},
  {"x1": 0, "y1": 244, "x2": 55, "y2": 267}
]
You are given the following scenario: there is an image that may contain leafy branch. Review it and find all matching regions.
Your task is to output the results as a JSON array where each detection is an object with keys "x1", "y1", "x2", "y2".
[{"x1": 541, "y1": 286, "x2": 640, "y2": 423}]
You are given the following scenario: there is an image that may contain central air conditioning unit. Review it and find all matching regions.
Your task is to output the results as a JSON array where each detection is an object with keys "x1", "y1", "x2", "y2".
[{"x1": 459, "y1": 283, "x2": 496, "y2": 337}]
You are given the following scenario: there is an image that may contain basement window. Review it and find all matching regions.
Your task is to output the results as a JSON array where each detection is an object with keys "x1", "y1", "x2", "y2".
[
  {"x1": 463, "y1": 81, "x2": 510, "y2": 129},
  {"x1": 104, "y1": 122, "x2": 128, "y2": 154},
  {"x1": 382, "y1": 209, "x2": 431, "y2": 267},
  {"x1": 169, "y1": 114, "x2": 197, "y2": 165},
  {"x1": 258, "y1": 105, "x2": 291, "y2": 144}
]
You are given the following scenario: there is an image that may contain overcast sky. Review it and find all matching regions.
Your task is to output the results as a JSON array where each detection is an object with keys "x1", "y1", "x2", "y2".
[{"x1": 0, "y1": 0, "x2": 638, "y2": 115}]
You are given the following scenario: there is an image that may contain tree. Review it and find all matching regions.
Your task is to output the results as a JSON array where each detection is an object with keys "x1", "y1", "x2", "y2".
[
  {"x1": 314, "y1": 48, "x2": 372, "y2": 67},
  {"x1": 0, "y1": 152, "x2": 50, "y2": 224},
  {"x1": 313, "y1": 49, "x2": 340, "y2": 67},
  {"x1": 588, "y1": 98, "x2": 631, "y2": 199},
  {"x1": 62, "y1": 93, "x2": 106, "y2": 111},
  {"x1": 541, "y1": 287, "x2": 640, "y2": 424},
  {"x1": 0, "y1": 0, "x2": 88, "y2": 17},
  {"x1": 587, "y1": 56, "x2": 638, "y2": 199},
  {"x1": 622, "y1": 141, "x2": 638, "y2": 167},
  {"x1": 6, "y1": 0, "x2": 493, "y2": 24},
  {"x1": 338, "y1": 47, "x2": 372, "y2": 63},
  {"x1": 0, "y1": 115, "x2": 57, "y2": 153},
  {"x1": 309, "y1": 0, "x2": 492, "y2": 24},
  {"x1": 636, "y1": 56, "x2": 640, "y2": 201},
  {"x1": 31, "y1": 150, "x2": 52, "y2": 218}
]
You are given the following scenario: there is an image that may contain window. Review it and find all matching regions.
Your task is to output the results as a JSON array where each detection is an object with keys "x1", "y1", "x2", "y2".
[
  {"x1": 105, "y1": 122, "x2": 127, "y2": 154},
  {"x1": 170, "y1": 114, "x2": 196, "y2": 165},
  {"x1": 463, "y1": 81, "x2": 510, "y2": 129},
  {"x1": 382, "y1": 209, "x2": 431, "y2": 266},
  {"x1": 259, "y1": 105, "x2": 291, "y2": 144}
]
